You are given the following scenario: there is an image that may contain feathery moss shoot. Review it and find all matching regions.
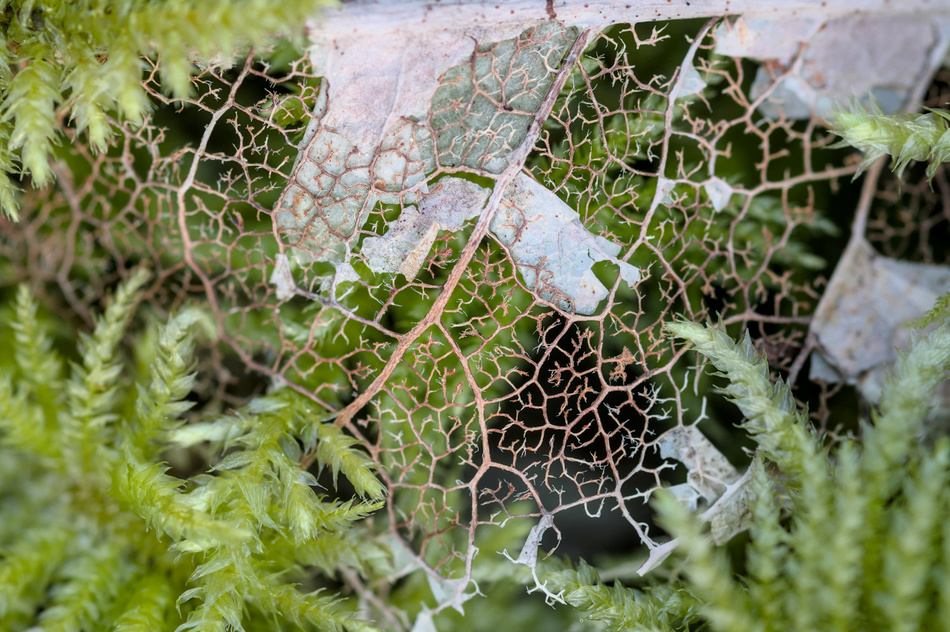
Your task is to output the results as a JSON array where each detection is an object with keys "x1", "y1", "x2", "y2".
[
  {"x1": 831, "y1": 97, "x2": 950, "y2": 182},
  {"x1": 0, "y1": 274, "x2": 383, "y2": 632},
  {"x1": 0, "y1": 0, "x2": 334, "y2": 220},
  {"x1": 656, "y1": 317, "x2": 950, "y2": 632}
]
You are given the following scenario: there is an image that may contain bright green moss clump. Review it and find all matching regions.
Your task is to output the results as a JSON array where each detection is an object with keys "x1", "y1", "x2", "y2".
[
  {"x1": 655, "y1": 317, "x2": 950, "y2": 632},
  {"x1": 0, "y1": 0, "x2": 333, "y2": 219},
  {"x1": 0, "y1": 269, "x2": 384, "y2": 632}
]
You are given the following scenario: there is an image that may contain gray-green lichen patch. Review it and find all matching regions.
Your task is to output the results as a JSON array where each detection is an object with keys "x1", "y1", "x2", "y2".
[{"x1": 430, "y1": 21, "x2": 577, "y2": 173}]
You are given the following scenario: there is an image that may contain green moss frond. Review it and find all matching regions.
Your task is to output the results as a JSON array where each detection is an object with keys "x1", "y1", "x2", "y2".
[
  {"x1": 31, "y1": 539, "x2": 132, "y2": 632},
  {"x1": 129, "y1": 308, "x2": 207, "y2": 457},
  {"x1": 1, "y1": 283, "x2": 381, "y2": 632},
  {"x1": 294, "y1": 497, "x2": 385, "y2": 545},
  {"x1": 0, "y1": 372, "x2": 58, "y2": 458},
  {"x1": 664, "y1": 320, "x2": 821, "y2": 481},
  {"x1": 177, "y1": 547, "x2": 252, "y2": 632},
  {"x1": 858, "y1": 324, "x2": 950, "y2": 505},
  {"x1": 115, "y1": 459, "x2": 254, "y2": 552},
  {"x1": 0, "y1": 526, "x2": 72, "y2": 628},
  {"x1": 259, "y1": 582, "x2": 380, "y2": 632},
  {"x1": 1, "y1": 54, "x2": 60, "y2": 187},
  {"x1": 541, "y1": 559, "x2": 702, "y2": 631},
  {"x1": 831, "y1": 97, "x2": 950, "y2": 181},
  {"x1": 743, "y1": 459, "x2": 786, "y2": 625},
  {"x1": 5, "y1": 284, "x2": 64, "y2": 456},
  {"x1": 312, "y1": 423, "x2": 387, "y2": 501},
  {"x1": 908, "y1": 290, "x2": 950, "y2": 330},
  {"x1": 0, "y1": 122, "x2": 20, "y2": 220},
  {"x1": 12, "y1": 283, "x2": 63, "y2": 397},
  {"x1": 0, "y1": 0, "x2": 335, "y2": 218},
  {"x1": 63, "y1": 45, "x2": 127, "y2": 152},
  {"x1": 658, "y1": 318, "x2": 950, "y2": 632},
  {"x1": 874, "y1": 325, "x2": 950, "y2": 445},
  {"x1": 114, "y1": 306, "x2": 248, "y2": 551},
  {"x1": 112, "y1": 572, "x2": 176, "y2": 632},
  {"x1": 173, "y1": 391, "x2": 385, "y2": 543},
  {"x1": 178, "y1": 544, "x2": 382, "y2": 632},
  {"x1": 294, "y1": 528, "x2": 392, "y2": 578},
  {"x1": 940, "y1": 494, "x2": 950, "y2": 624},
  {"x1": 66, "y1": 268, "x2": 149, "y2": 481},
  {"x1": 879, "y1": 442, "x2": 949, "y2": 632},
  {"x1": 654, "y1": 491, "x2": 760, "y2": 632},
  {"x1": 819, "y1": 443, "x2": 865, "y2": 630},
  {"x1": 167, "y1": 411, "x2": 256, "y2": 451}
]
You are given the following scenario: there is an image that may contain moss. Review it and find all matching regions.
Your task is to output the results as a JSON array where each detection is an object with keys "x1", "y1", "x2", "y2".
[
  {"x1": 0, "y1": 0, "x2": 334, "y2": 219},
  {"x1": 652, "y1": 318, "x2": 950, "y2": 632},
  {"x1": 0, "y1": 273, "x2": 382, "y2": 632}
]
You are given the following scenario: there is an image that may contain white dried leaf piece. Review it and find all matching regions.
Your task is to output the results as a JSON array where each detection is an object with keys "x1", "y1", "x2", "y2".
[
  {"x1": 658, "y1": 425, "x2": 740, "y2": 504},
  {"x1": 703, "y1": 177, "x2": 733, "y2": 212},
  {"x1": 363, "y1": 178, "x2": 489, "y2": 278},
  {"x1": 269, "y1": 253, "x2": 297, "y2": 301},
  {"x1": 410, "y1": 610, "x2": 437, "y2": 632},
  {"x1": 716, "y1": 14, "x2": 950, "y2": 119},
  {"x1": 491, "y1": 174, "x2": 640, "y2": 315},
  {"x1": 657, "y1": 425, "x2": 753, "y2": 545},
  {"x1": 426, "y1": 572, "x2": 476, "y2": 615},
  {"x1": 504, "y1": 513, "x2": 555, "y2": 569},
  {"x1": 810, "y1": 238, "x2": 950, "y2": 406}
]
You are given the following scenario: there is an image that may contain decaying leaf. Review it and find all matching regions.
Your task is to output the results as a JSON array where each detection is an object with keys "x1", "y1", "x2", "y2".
[
  {"x1": 275, "y1": 90, "x2": 434, "y2": 266},
  {"x1": 490, "y1": 173, "x2": 640, "y2": 314},
  {"x1": 637, "y1": 426, "x2": 756, "y2": 575},
  {"x1": 657, "y1": 425, "x2": 753, "y2": 544},
  {"x1": 810, "y1": 238, "x2": 950, "y2": 407},
  {"x1": 277, "y1": 18, "x2": 577, "y2": 277},
  {"x1": 362, "y1": 178, "x2": 489, "y2": 278},
  {"x1": 638, "y1": 449, "x2": 754, "y2": 576},
  {"x1": 659, "y1": 425, "x2": 739, "y2": 506},
  {"x1": 431, "y1": 21, "x2": 578, "y2": 173},
  {"x1": 361, "y1": 171, "x2": 640, "y2": 312},
  {"x1": 716, "y1": 14, "x2": 950, "y2": 118},
  {"x1": 12, "y1": 1, "x2": 950, "y2": 624}
]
